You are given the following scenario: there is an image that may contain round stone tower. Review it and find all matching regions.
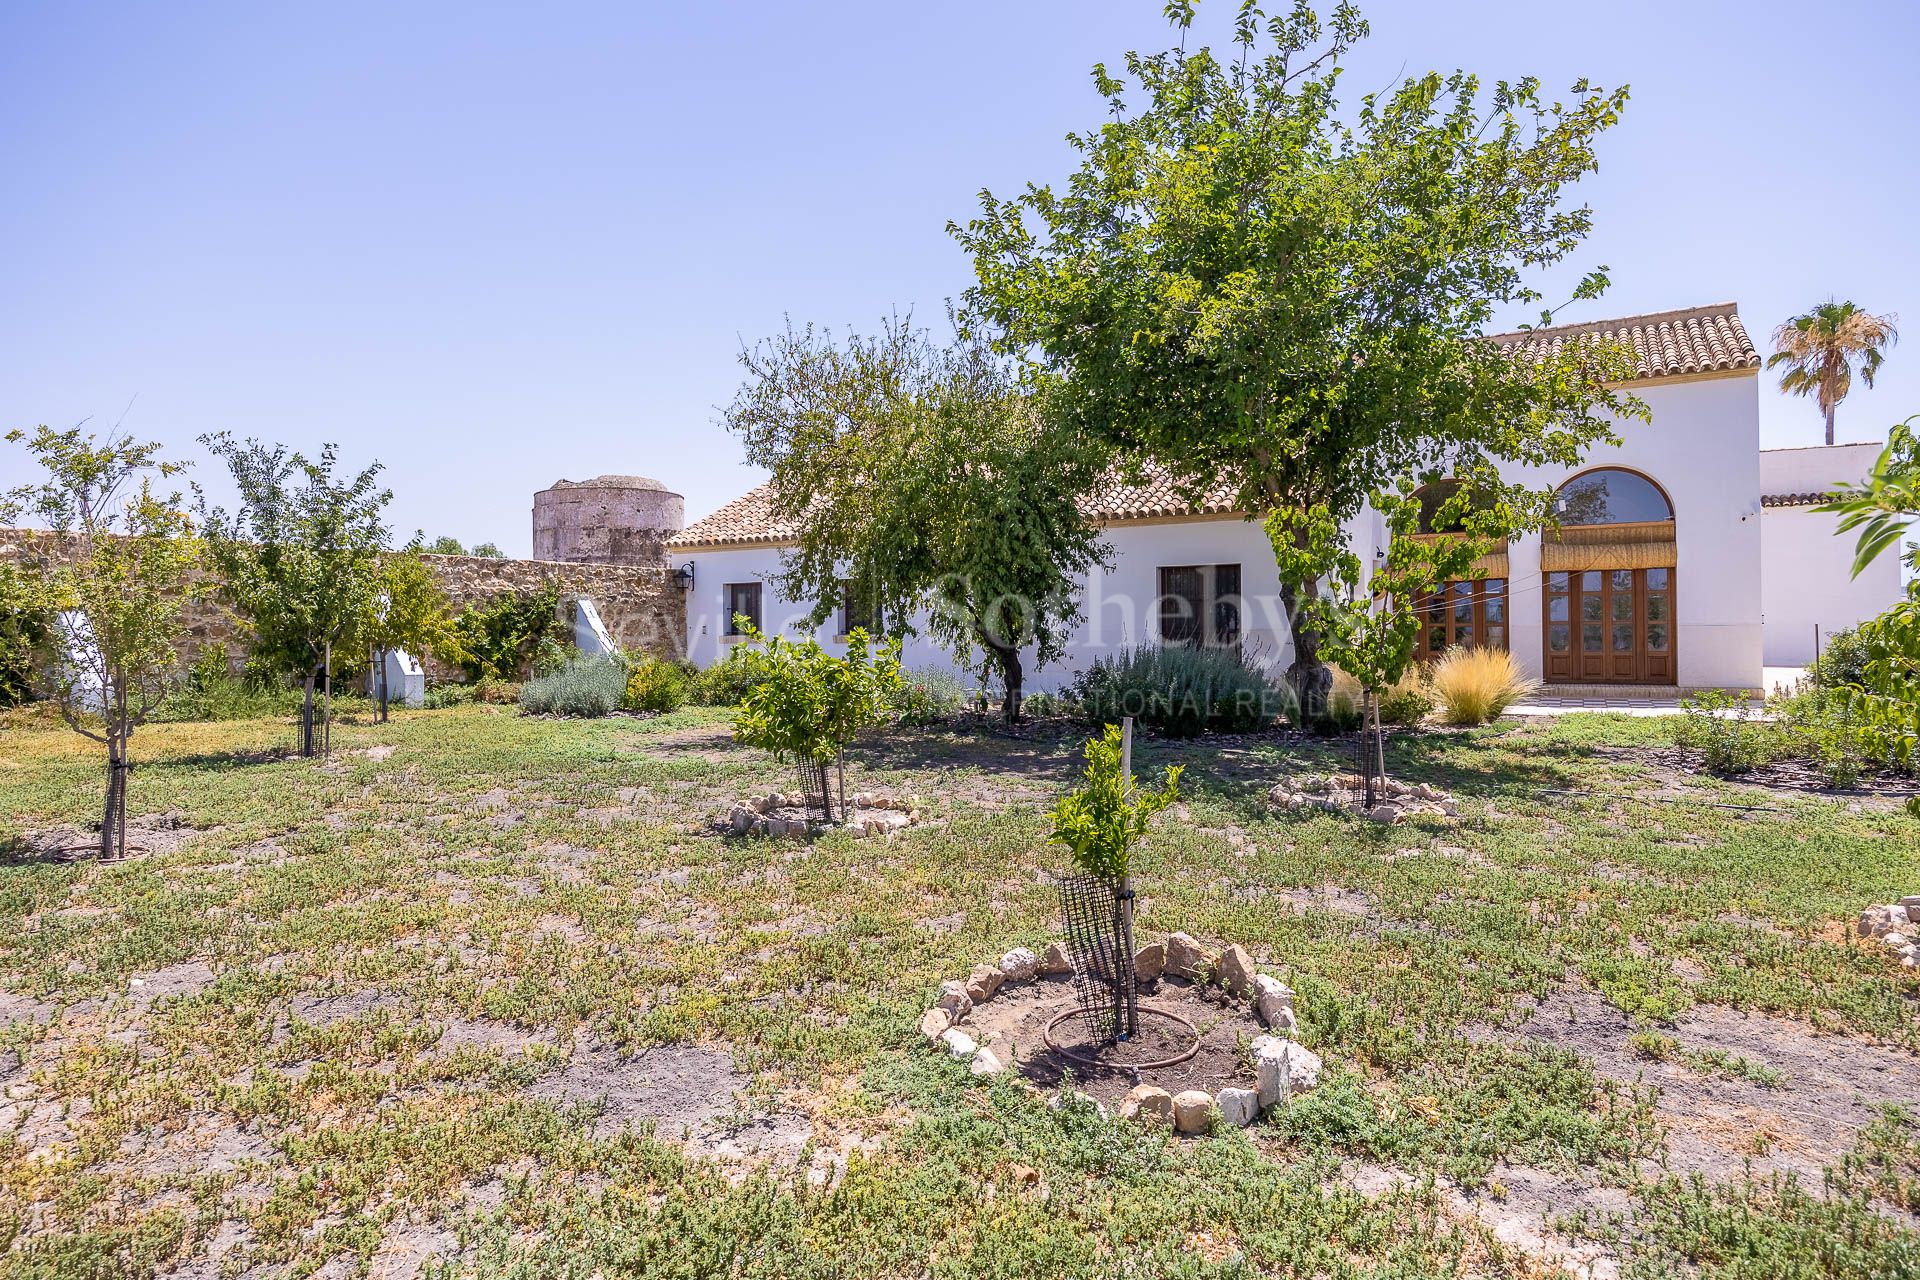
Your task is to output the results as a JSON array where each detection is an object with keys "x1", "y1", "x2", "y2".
[{"x1": 531, "y1": 475, "x2": 684, "y2": 566}]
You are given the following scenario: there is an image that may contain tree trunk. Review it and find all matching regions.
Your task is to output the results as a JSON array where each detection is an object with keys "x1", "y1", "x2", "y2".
[
  {"x1": 100, "y1": 738, "x2": 121, "y2": 860},
  {"x1": 1279, "y1": 578, "x2": 1333, "y2": 727},
  {"x1": 323, "y1": 640, "x2": 332, "y2": 756},
  {"x1": 986, "y1": 640, "x2": 1023, "y2": 724},
  {"x1": 376, "y1": 647, "x2": 389, "y2": 723},
  {"x1": 1825, "y1": 402, "x2": 1836, "y2": 448},
  {"x1": 300, "y1": 673, "x2": 316, "y2": 758}
]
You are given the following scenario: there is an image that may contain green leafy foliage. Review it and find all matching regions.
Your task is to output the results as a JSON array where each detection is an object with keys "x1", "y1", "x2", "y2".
[
  {"x1": 890, "y1": 666, "x2": 966, "y2": 726},
  {"x1": 0, "y1": 560, "x2": 52, "y2": 707},
  {"x1": 954, "y1": 5, "x2": 1636, "y2": 699},
  {"x1": 731, "y1": 626, "x2": 905, "y2": 765},
  {"x1": 1048, "y1": 723, "x2": 1181, "y2": 880},
  {"x1": 368, "y1": 551, "x2": 464, "y2": 673},
  {"x1": 723, "y1": 319, "x2": 1107, "y2": 721},
  {"x1": 518, "y1": 656, "x2": 626, "y2": 718},
  {"x1": 2, "y1": 424, "x2": 202, "y2": 855},
  {"x1": 1821, "y1": 415, "x2": 1920, "y2": 577},
  {"x1": 690, "y1": 646, "x2": 773, "y2": 707},
  {"x1": 1074, "y1": 644, "x2": 1287, "y2": 737},
  {"x1": 623, "y1": 657, "x2": 691, "y2": 713},
  {"x1": 1677, "y1": 692, "x2": 1771, "y2": 775},
  {"x1": 447, "y1": 581, "x2": 565, "y2": 682}
]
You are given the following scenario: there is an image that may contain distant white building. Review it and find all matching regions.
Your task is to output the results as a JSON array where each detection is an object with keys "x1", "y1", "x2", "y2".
[{"x1": 667, "y1": 303, "x2": 1905, "y2": 693}]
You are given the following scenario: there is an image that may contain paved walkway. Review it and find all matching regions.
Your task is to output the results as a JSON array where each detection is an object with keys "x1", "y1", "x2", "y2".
[{"x1": 1506, "y1": 667, "x2": 1806, "y2": 718}]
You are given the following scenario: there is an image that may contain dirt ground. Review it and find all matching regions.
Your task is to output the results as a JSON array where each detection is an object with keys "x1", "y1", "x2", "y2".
[{"x1": 966, "y1": 976, "x2": 1263, "y2": 1108}]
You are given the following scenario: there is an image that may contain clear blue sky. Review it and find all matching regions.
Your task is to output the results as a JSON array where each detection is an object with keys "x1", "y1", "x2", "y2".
[{"x1": 4, "y1": 1, "x2": 1915, "y2": 555}]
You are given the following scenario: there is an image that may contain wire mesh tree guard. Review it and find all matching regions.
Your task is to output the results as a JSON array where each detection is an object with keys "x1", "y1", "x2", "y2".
[
  {"x1": 1351, "y1": 708, "x2": 1386, "y2": 809},
  {"x1": 789, "y1": 751, "x2": 848, "y2": 825},
  {"x1": 1057, "y1": 872, "x2": 1139, "y2": 1043}
]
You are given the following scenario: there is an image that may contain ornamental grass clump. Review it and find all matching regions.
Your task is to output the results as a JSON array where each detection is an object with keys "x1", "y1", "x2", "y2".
[
  {"x1": 518, "y1": 655, "x2": 625, "y2": 717},
  {"x1": 1428, "y1": 647, "x2": 1535, "y2": 725}
]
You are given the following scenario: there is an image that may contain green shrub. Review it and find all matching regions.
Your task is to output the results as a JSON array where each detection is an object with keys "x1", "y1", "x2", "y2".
[
  {"x1": 1677, "y1": 690, "x2": 1774, "y2": 775},
  {"x1": 893, "y1": 667, "x2": 966, "y2": 725},
  {"x1": 624, "y1": 657, "x2": 690, "y2": 713},
  {"x1": 518, "y1": 657, "x2": 623, "y2": 717},
  {"x1": 448, "y1": 582, "x2": 566, "y2": 681},
  {"x1": 1771, "y1": 682, "x2": 1884, "y2": 788},
  {"x1": 1021, "y1": 690, "x2": 1079, "y2": 720},
  {"x1": 1376, "y1": 669, "x2": 1433, "y2": 726},
  {"x1": 1811, "y1": 626, "x2": 1873, "y2": 690},
  {"x1": 692, "y1": 646, "x2": 773, "y2": 706},
  {"x1": 731, "y1": 628, "x2": 904, "y2": 820},
  {"x1": 1074, "y1": 645, "x2": 1286, "y2": 738},
  {"x1": 0, "y1": 562, "x2": 50, "y2": 707},
  {"x1": 423, "y1": 682, "x2": 475, "y2": 709}
]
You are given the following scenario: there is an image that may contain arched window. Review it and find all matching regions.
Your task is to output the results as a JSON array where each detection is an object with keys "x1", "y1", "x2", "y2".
[
  {"x1": 1412, "y1": 480, "x2": 1466, "y2": 534},
  {"x1": 1554, "y1": 468, "x2": 1672, "y2": 527}
]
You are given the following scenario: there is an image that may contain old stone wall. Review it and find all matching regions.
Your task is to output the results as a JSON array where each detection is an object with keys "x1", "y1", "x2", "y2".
[{"x1": 0, "y1": 528, "x2": 687, "y2": 682}]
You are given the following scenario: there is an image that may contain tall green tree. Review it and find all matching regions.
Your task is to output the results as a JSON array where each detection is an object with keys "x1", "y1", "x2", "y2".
[
  {"x1": 1770, "y1": 301, "x2": 1899, "y2": 446},
  {"x1": 3, "y1": 426, "x2": 202, "y2": 858},
  {"x1": 952, "y1": 1, "x2": 1636, "y2": 713},
  {"x1": 723, "y1": 318, "x2": 1109, "y2": 721},
  {"x1": 366, "y1": 550, "x2": 463, "y2": 720},
  {"x1": 195, "y1": 435, "x2": 393, "y2": 756}
]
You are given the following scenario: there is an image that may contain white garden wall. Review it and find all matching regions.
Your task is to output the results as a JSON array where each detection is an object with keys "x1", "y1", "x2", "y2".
[{"x1": 1758, "y1": 444, "x2": 1905, "y2": 665}]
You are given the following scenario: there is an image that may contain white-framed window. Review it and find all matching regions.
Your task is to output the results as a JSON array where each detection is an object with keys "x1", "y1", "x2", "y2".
[{"x1": 1157, "y1": 564, "x2": 1241, "y2": 648}]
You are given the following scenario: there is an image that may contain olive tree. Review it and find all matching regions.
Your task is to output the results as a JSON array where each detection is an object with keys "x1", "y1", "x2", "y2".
[
  {"x1": 723, "y1": 319, "x2": 1108, "y2": 721},
  {"x1": 3, "y1": 426, "x2": 202, "y2": 858},
  {"x1": 953, "y1": 1, "x2": 1638, "y2": 716}
]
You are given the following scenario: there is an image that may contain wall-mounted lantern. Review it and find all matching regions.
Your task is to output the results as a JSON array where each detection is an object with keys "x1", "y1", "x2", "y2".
[{"x1": 671, "y1": 561, "x2": 696, "y2": 591}]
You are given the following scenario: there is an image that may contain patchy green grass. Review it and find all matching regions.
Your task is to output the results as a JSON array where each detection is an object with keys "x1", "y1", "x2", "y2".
[{"x1": 0, "y1": 704, "x2": 1917, "y2": 1277}]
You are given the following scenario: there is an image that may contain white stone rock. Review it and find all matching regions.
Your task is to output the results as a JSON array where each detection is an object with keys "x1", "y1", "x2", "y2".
[
  {"x1": 1887, "y1": 933, "x2": 1911, "y2": 950},
  {"x1": 1863, "y1": 905, "x2": 1907, "y2": 938},
  {"x1": 1218, "y1": 945, "x2": 1256, "y2": 997},
  {"x1": 1285, "y1": 1043, "x2": 1323, "y2": 1093},
  {"x1": 1134, "y1": 942, "x2": 1166, "y2": 982},
  {"x1": 1252, "y1": 974, "x2": 1295, "y2": 1029},
  {"x1": 1037, "y1": 942, "x2": 1073, "y2": 976},
  {"x1": 1000, "y1": 947, "x2": 1039, "y2": 983},
  {"x1": 1172, "y1": 1089, "x2": 1214, "y2": 1135},
  {"x1": 964, "y1": 964, "x2": 1004, "y2": 1003},
  {"x1": 939, "y1": 1027, "x2": 978, "y2": 1059},
  {"x1": 918, "y1": 1008, "x2": 952, "y2": 1041},
  {"x1": 969, "y1": 1048, "x2": 1005, "y2": 1077},
  {"x1": 1118, "y1": 1084, "x2": 1174, "y2": 1126},
  {"x1": 1365, "y1": 804, "x2": 1402, "y2": 824},
  {"x1": 728, "y1": 804, "x2": 755, "y2": 835},
  {"x1": 1254, "y1": 1036, "x2": 1291, "y2": 1109},
  {"x1": 937, "y1": 986, "x2": 973, "y2": 1022},
  {"x1": 1215, "y1": 1087, "x2": 1259, "y2": 1129},
  {"x1": 1165, "y1": 932, "x2": 1210, "y2": 981}
]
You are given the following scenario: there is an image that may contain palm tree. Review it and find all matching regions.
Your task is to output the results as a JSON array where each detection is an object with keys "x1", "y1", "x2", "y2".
[{"x1": 1769, "y1": 301, "x2": 1899, "y2": 445}]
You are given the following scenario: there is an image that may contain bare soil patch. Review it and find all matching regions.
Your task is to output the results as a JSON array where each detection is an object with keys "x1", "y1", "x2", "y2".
[
  {"x1": 966, "y1": 977, "x2": 1260, "y2": 1108},
  {"x1": 1487, "y1": 986, "x2": 1920, "y2": 1184},
  {"x1": 526, "y1": 1031, "x2": 745, "y2": 1138}
]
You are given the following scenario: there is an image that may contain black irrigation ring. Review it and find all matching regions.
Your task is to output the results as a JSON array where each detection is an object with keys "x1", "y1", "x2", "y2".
[{"x1": 1042, "y1": 1002, "x2": 1201, "y2": 1071}]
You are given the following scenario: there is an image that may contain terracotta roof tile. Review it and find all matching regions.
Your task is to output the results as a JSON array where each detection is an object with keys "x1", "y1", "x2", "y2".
[
  {"x1": 668, "y1": 463, "x2": 1244, "y2": 549},
  {"x1": 1490, "y1": 302, "x2": 1760, "y2": 381},
  {"x1": 1760, "y1": 492, "x2": 1832, "y2": 508},
  {"x1": 672, "y1": 303, "x2": 1762, "y2": 548}
]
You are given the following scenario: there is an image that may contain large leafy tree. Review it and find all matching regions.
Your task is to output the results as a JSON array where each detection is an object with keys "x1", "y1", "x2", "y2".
[
  {"x1": 3, "y1": 426, "x2": 202, "y2": 858},
  {"x1": 952, "y1": 1, "x2": 1636, "y2": 711},
  {"x1": 1770, "y1": 301, "x2": 1899, "y2": 446},
  {"x1": 195, "y1": 435, "x2": 393, "y2": 756},
  {"x1": 723, "y1": 318, "x2": 1109, "y2": 721}
]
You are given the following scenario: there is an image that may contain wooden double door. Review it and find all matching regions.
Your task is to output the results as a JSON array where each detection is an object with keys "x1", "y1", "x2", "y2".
[{"x1": 1544, "y1": 567, "x2": 1674, "y2": 684}]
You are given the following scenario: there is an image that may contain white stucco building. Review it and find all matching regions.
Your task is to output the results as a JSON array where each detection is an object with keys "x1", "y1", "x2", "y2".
[{"x1": 665, "y1": 303, "x2": 1905, "y2": 695}]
